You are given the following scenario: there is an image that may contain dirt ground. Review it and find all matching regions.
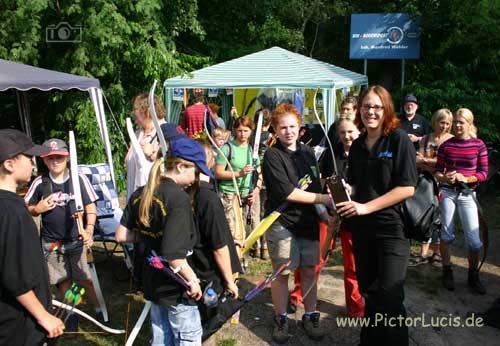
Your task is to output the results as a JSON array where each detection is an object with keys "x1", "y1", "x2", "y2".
[
  {"x1": 53, "y1": 181, "x2": 500, "y2": 346},
  {"x1": 203, "y1": 183, "x2": 500, "y2": 346}
]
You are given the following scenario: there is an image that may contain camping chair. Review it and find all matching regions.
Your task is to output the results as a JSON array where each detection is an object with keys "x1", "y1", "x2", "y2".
[{"x1": 78, "y1": 163, "x2": 133, "y2": 273}]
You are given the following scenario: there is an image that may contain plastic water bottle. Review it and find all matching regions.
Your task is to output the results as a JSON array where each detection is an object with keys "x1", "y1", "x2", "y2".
[{"x1": 204, "y1": 287, "x2": 218, "y2": 308}]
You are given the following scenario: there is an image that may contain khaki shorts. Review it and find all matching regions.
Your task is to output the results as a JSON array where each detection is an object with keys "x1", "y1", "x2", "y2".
[
  {"x1": 42, "y1": 240, "x2": 91, "y2": 285},
  {"x1": 265, "y1": 222, "x2": 320, "y2": 275}
]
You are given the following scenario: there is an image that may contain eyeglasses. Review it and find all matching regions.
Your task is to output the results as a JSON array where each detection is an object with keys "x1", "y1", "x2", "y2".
[{"x1": 361, "y1": 104, "x2": 384, "y2": 112}]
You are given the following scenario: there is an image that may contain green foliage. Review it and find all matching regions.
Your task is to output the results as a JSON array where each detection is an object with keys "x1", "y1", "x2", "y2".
[{"x1": 0, "y1": 0, "x2": 209, "y2": 192}]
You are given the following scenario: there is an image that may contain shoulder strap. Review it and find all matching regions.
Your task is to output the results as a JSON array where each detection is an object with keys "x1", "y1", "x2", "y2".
[
  {"x1": 224, "y1": 142, "x2": 234, "y2": 162},
  {"x1": 41, "y1": 174, "x2": 53, "y2": 199}
]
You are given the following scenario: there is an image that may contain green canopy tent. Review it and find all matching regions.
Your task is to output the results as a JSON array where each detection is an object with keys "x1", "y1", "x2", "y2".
[{"x1": 163, "y1": 46, "x2": 368, "y2": 129}]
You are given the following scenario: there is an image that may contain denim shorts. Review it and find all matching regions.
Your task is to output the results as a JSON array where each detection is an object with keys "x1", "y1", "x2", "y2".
[
  {"x1": 440, "y1": 187, "x2": 482, "y2": 251},
  {"x1": 150, "y1": 302, "x2": 202, "y2": 346}
]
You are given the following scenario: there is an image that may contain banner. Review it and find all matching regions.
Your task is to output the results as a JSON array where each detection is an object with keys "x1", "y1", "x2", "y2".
[{"x1": 350, "y1": 13, "x2": 420, "y2": 60}]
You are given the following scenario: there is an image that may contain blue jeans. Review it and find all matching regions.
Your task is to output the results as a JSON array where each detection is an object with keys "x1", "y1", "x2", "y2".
[
  {"x1": 440, "y1": 187, "x2": 482, "y2": 251},
  {"x1": 150, "y1": 303, "x2": 202, "y2": 346}
]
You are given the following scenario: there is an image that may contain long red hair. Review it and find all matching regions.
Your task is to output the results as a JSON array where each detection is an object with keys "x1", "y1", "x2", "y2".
[{"x1": 355, "y1": 85, "x2": 400, "y2": 136}]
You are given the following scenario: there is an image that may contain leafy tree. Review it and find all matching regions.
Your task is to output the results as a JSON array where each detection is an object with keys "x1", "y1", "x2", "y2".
[{"x1": 0, "y1": 0, "x2": 210, "y2": 191}]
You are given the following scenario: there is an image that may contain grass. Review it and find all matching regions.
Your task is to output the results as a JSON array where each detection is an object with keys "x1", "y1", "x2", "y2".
[{"x1": 216, "y1": 337, "x2": 238, "y2": 346}]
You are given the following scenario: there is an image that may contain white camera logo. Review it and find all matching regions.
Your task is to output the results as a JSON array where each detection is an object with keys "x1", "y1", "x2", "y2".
[{"x1": 46, "y1": 22, "x2": 82, "y2": 43}]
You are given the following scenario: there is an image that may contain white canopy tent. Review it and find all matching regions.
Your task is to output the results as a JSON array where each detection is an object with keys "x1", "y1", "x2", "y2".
[
  {"x1": 0, "y1": 59, "x2": 116, "y2": 187},
  {"x1": 164, "y1": 46, "x2": 368, "y2": 128}
]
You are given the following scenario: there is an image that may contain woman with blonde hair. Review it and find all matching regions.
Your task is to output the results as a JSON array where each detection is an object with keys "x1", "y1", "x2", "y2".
[
  {"x1": 116, "y1": 138, "x2": 214, "y2": 346},
  {"x1": 435, "y1": 108, "x2": 488, "y2": 294},
  {"x1": 410, "y1": 108, "x2": 454, "y2": 267}
]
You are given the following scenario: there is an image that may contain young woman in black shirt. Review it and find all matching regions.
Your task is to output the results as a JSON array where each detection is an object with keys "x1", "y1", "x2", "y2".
[{"x1": 336, "y1": 86, "x2": 417, "y2": 346}]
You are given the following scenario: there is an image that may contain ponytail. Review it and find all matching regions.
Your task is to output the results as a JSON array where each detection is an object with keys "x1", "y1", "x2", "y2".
[{"x1": 138, "y1": 159, "x2": 164, "y2": 227}]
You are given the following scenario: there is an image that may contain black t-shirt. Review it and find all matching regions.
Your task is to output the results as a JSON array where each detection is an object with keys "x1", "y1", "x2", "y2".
[
  {"x1": 0, "y1": 190, "x2": 51, "y2": 346},
  {"x1": 192, "y1": 181, "x2": 242, "y2": 293},
  {"x1": 398, "y1": 113, "x2": 432, "y2": 150},
  {"x1": 121, "y1": 179, "x2": 197, "y2": 307},
  {"x1": 346, "y1": 129, "x2": 417, "y2": 230},
  {"x1": 262, "y1": 141, "x2": 322, "y2": 240},
  {"x1": 25, "y1": 174, "x2": 97, "y2": 242}
]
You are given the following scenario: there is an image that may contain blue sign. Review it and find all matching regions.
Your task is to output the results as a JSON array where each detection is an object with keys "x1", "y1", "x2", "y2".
[{"x1": 350, "y1": 13, "x2": 420, "y2": 60}]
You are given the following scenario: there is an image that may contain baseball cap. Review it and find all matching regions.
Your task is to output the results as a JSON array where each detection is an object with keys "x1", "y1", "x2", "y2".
[
  {"x1": 404, "y1": 95, "x2": 418, "y2": 105},
  {"x1": 169, "y1": 137, "x2": 214, "y2": 179},
  {"x1": 40, "y1": 138, "x2": 69, "y2": 157},
  {"x1": 0, "y1": 129, "x2": 50, "y2": 162},
  {"x1": 161, "y1": 123, "x2": 187, "y2": 141}
]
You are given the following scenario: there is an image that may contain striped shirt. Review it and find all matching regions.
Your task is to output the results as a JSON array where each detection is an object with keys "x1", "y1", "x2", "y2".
[{"x1": 435, "y1": 137, "x2": 488, "y2": 183}]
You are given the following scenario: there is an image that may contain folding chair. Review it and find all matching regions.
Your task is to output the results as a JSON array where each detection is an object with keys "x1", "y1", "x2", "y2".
[{"x1": 78, "y1": 163, "x2": 132, "y2": 271}]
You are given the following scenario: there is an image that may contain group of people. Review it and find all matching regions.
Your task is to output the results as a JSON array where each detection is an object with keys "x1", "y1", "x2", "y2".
[{"x1": 0, "y1": 84, "x2": 490, "y2": 346}]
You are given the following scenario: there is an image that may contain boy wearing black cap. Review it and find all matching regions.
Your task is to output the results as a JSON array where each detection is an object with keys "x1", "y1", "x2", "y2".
[
  {"x1": 0, "y1": 129, "x2": 65, "y2": 345},
  {"x1": 24, "y1": 138, "x2": 105, "y2": 327},
  {"x1": 399, "y1": 95, "x2": 431, "y2": 150}
]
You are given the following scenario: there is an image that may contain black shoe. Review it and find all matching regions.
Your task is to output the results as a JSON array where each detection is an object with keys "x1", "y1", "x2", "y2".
[
  {"x1": 302, "y1": 312, "x2": 324, "y2": 340},
  {"x1": 442, "y1": 266, "x2": 455, "y2": 291},
  {"x1": 468, "y1": 270, "x2": 486, "y2": 295},
  {"x1": 96, "y1": 312, "x2": 115, "y2": 328},
  {"x1": 272, "y1": 315, "x2": 290, "y2": 344}
]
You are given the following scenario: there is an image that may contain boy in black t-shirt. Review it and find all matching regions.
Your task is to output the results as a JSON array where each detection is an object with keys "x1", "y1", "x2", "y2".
[
  {"x1": 0, "y1": 129, "x2": 64, "y2": 345},
  {"x1": 25, "y1": 138, "x2": 105, "y2": 327}
]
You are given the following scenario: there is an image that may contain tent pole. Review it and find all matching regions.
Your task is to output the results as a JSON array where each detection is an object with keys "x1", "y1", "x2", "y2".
[
  {"x1": 165, "y1": 88, "x2": 172, "y2": 123},
  {"x1": 15, "y1": 91, "x2": 32, "y2": 137}
]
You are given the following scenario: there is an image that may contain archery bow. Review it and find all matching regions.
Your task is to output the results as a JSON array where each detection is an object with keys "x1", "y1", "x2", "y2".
[
  {"x1": 246, "y1": 111, "x2": 264, "y2": 225},
  {"x1": 68, "y1": 131, "x2": 109, "y2": 322},
  {"x1": 149, "y1": 80, "x2": 168, "y2": 156},
  {"x1": 204, "y1": 104, "x2": 246, "y2": 254},
  {"x1": 300, "y1": 89, "x2": 343, "y2": 301},
  {"x1": 52, "y1": 300, "x2": 125, "y2": 334}
]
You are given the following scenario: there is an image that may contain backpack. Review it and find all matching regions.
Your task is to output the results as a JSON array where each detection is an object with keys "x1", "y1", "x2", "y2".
[{"x1": 400, "y1": 170, "x2": 441, "y2": 241}]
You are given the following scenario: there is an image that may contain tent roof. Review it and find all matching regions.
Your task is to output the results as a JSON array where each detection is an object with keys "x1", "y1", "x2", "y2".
[
  {"x1": 164, "y1": 46, "x2": 367, "y2": 89},
  {"x1": 0, "y1": 59, "x2": 100, "y2": 92}
]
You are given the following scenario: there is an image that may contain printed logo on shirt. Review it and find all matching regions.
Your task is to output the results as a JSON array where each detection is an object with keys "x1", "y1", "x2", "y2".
[
  {"x1": 52, "y1": 191, "x2": 73, "y2": 207},
  {"x1": 378, "y1": 151, "x2": 393, "y2": 159},
  {"x1": 412, "y1": 123, "x2": 421, "y2": 130}
]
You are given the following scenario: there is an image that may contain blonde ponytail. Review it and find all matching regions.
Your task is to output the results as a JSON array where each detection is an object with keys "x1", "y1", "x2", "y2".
[{"x1": 139, "y1": 159, "x2": 164, "y2": 227}]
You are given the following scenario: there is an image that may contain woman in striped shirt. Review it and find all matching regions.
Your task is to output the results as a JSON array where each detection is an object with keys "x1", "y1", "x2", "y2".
[{"x1": 435, "y1": 108, "x2": 488, "y2": 294}]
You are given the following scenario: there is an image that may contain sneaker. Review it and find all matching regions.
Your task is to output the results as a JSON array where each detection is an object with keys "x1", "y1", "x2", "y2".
[
  {"x1": 65, "y1": 313, "x2": 79, "y2": 332},
  {"x1": 408, "y1": 256, "x2": 428, "y2": 267},
  {"x1": 442, "y1": 266, "x2": 455, "y2": 291},
  {"x1": 302, "y1": 312, "x2": 324, "y2": 341},
  {"x1": 272, "y1": 315, "x2": 290, "y2": 344},
  {"x1": 468, "y1": 270, "x2": 486, "y2": 295}
]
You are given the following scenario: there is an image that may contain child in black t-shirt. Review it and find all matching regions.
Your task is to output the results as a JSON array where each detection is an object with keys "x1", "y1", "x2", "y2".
[
  {"x1": 116, "y1": 137, "x2": 215, "y2": 346},
  {"x1": 25, "y1": 138, "x2": 105, "y2": 326},
  {"x1": 0, "y1": 129, "x2": 64, "y2": 345}
]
